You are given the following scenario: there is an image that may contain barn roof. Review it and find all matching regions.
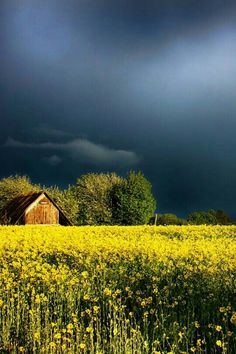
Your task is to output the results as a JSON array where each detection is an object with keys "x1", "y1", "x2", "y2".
[{"x1": 0, "y1": 191, "x2": 73, "y2": 225}]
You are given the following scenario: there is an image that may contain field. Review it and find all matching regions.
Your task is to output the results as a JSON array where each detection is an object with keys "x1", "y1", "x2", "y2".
[{"x1": 0, "y1": 226, "x2": 236, "y2": 353}]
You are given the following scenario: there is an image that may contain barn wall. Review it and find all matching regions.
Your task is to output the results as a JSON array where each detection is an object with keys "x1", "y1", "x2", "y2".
[{"x1": 24, "y1": 196, "x2": 59, "y2": 224}]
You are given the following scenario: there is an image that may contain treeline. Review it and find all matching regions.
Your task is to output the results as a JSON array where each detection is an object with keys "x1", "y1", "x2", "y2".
[
  {"x1": 0, "y1": 174, "x2": 233, "y2": 226},
  {"x1": 150, "y1": 209, "x2": 233, "y2": 226},
  {"x1": 0, "y1": 172, "x2": 156, "y2": 225}
]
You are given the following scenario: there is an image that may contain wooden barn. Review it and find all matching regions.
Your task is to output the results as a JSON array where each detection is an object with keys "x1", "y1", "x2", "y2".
[{"x1": 0, "y1": 191, "x2": 72, "y2": 225}]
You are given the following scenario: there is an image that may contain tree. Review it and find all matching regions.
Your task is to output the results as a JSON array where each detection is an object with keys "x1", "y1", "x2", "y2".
[
  {"x1": 76, "y1": 173, "x2": 123, "y2": 225},
  {"x1": 46, "y1": 185, "x2": 79, "y2": 225},
  {"x1": 0, "y1": 175, "x2": 40, "y2": 214},
  {"x1": 212, "y1": 209, "x2": 232, "y2": 225},
  {"x1": 187, "y1": 210, "x2": 217, "y2": 225},
  {"x1": 187, "y1": 209, "x2": 232, "y2": 225},
  {"x1": 112, "y1": 171, "x2": 156, "y2": 225}
]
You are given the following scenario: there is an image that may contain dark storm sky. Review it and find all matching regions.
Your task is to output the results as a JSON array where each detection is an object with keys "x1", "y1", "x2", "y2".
[{"x1": 1, "y1": 0, "x2": 236, "y2": 218}]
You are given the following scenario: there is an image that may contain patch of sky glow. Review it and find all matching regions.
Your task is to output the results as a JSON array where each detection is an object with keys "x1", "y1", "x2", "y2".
[
  {"x1": 5, "y1": 0, "x2": 82, "y2": 63},
  {"x1": 127, "y1": 25, "x2": 236, "y2": 111}
]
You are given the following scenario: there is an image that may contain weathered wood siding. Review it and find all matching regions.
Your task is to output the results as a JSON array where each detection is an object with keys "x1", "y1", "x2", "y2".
[{"x1": 24, "y1": 196, "x2": 59, "y2": 224}]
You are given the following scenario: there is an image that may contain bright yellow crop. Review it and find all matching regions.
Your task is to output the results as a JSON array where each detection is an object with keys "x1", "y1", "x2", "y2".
[{"x1": 0, "y1": 225, "x2": 236, "y2": 353}]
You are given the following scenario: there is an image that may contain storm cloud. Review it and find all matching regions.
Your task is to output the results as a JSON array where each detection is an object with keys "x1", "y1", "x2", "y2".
[{"x1": 1, "y1": 0, "x2": 236, "y2": 218}]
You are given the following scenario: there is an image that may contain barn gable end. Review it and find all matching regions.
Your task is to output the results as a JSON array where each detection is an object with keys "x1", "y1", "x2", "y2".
[{"x1": 24, "y1": 194, "x2": 59, "y2": 225}]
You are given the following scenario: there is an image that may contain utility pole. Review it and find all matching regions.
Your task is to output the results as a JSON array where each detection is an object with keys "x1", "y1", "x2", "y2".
[{"x1": 154, "y1": 213, "x2": 157, "y2": 226}]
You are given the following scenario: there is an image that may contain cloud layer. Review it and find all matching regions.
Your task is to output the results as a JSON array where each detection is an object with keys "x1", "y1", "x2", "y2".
[{"x1": 5, "y1": 137, "x2": 139, "y2": 166}]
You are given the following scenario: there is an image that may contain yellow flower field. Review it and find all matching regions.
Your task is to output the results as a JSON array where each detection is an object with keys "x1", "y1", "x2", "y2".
[{"x1": 0, "y1": 225, "x2": 236, "y2": 353}]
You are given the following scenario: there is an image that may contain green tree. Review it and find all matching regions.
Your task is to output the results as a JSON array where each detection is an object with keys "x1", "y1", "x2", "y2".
[
  {"x1": 187, "y1": 210, "x2": 218, "y2": 225},
  {"x1": 46, "y1": 185, "x2": 79, "y2": 225},
  {"x1": 112, "y1": 171, "x2": 156, "y2": 225},
  {"x1": 0, "y1": 175, "x2": 40, "y2": 214},
  {"x1": 187, "y1": 209, "x2": 232, "y2": 225},
  {"x1": 76, "y1": 173, "x2": 123, "y2": 225}
]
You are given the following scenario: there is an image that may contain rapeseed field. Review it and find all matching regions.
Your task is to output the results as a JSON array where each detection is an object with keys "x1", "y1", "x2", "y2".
[{"x1": 0, "y1": 225, "x2": 236, "y2": 353}]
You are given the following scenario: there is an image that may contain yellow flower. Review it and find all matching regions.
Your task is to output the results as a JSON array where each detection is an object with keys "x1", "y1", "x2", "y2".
[
  {"x1": 215, "y1": 325, "x2": 222, "y2": 332},
  {"x1": 34, "y1": 332, "x2": 40, "y2": 340},
  {"x1": 35, "y1": 295, "x2": 41, "y2": 304},
  {"x1": 81, "y1": 271, "x2": 88, "y2": 278},
  {"x1": 103, "y1": 288, "x2": 112, "y2": 296},
  {"x1": 79, "y1": 343, "x2": 86, "y2": 349},
  {"x1": 67, "y1": 323, "x2": 73, "y2": 330},
  {"x1": 230, "y1": 312, "x2": 236, "y2": 325},
  {"x1": 197, "y1": 339, "x2": 202, "y2": 346},
  {"x1": 219, "y1": 307, "x2": 226, "y2": 313},
  {"x1": 93, "y1": 305, "x2": 100, "y2": 314},
  {"x1": 194, "y1": 321, "x2": 200, "y2": 328},
  {"x1": 216, "y1": 340, "x2": 222, "y2": 347},
  {"x1": 54, "y1": 333, "x2": 61, "y2": 340},
  {"x1": 49, "y1": 342, "x2": 56, "y2": 348}
]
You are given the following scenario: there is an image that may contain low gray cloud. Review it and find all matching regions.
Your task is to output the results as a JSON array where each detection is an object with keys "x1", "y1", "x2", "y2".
[
  {"x1": 30, "y1": 124, "x2": 74, "y2": 139},
  {"x1": 42, "y1": 155, "x2": 62, "y2": 166},
  {"x1": 5, "y1": 137, "x2": 140, "y2": 166}
]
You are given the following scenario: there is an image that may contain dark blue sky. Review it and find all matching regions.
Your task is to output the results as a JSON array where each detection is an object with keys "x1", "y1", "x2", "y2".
[{"x1": 1, "y1": 0, "x2": 236, "y2": 218}]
